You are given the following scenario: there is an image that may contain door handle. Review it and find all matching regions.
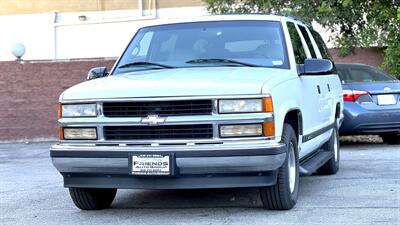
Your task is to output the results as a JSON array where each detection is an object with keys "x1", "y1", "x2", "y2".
[
  {"x1": 317, "y1": 85, "x2": 321, "y2": 94},
  {"x1": 327, "y1": 84, "x2": 331, "y2": 92}
]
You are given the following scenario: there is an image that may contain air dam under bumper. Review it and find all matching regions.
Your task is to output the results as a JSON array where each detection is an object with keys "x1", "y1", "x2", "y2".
[{"x1": 50, "y1": 142, "x2": 286, "y2": 189}]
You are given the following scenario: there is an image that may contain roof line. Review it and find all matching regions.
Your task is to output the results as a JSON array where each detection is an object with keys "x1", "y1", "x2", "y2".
[
  {"x1": 278, "y1": 14, "x2": 312, "y2": 27},
  {"x1": 215, "y1": 13, "x2": 312, "y2": 27}
]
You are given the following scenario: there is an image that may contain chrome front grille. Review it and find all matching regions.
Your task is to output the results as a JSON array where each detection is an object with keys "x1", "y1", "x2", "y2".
[
  {"x1": 102, "y1": 100, "x2": 212, "y2": 117},
  {"x1": 59, "y1": 95, "x2": 273, "y2": 143},
  {"x1": 103, "y1": 124, "x2": 213, "y2": 140}
]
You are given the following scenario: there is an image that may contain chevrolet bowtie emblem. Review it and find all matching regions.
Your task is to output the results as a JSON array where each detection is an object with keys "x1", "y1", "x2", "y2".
[{"x1": 141, "y1": 115, "x2": 166, "y2": 126}]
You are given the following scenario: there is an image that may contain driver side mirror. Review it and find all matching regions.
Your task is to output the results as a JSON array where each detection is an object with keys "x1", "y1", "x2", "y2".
[
  {"x1": 87, "y1": 67, "x2": 108, "y2": 80},
  {"x1": 298, "y1": 59, "x2": 334, "y2": 76}
]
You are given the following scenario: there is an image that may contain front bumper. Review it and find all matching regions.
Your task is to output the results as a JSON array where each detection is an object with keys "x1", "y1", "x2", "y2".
[{"x1": 50, "y1": 141, "x2": 286, "y2": 189}]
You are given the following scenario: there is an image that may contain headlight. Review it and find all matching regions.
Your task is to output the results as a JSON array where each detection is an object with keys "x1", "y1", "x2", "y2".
[
  {"x1": 218, "y1": 97, "x2": 273, "y2": 114},
  {"x1": 220, "y1": 124, "x2": 263, "y2": 138},
  {"x1": 219, "y1": 99, "x2": 262, "y2": 113},
  {"x1": 61, "y1": 104, "x2": 97, "y2": 117},
  {"x1": 63, "y1": 128, "x2": 97, "y2": 140}
]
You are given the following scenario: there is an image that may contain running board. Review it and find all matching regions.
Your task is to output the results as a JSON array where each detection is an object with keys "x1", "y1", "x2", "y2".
[{"x1": 299, "y1": 151, "x2": 333, "y2": 176}]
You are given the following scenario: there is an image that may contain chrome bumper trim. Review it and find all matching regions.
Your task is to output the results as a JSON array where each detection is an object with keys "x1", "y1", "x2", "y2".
[
  {"x1": 52, "y1": 154, "x2": 286, "y2": 174},
  {"x1": 51, "y1": 141, "x2": 285, "y2": 152},
  {"x1": 177, "y1": 155, "x2": 285, "y2": 174}
]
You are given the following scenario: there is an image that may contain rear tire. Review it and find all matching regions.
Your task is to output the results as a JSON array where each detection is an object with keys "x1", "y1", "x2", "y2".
[
  {"x1": 69, "y1": 187, "x2": 117, "y2": 210},
  {"x1": 317, "y1": 125, "x2": 340, "y2": 175},
  {"x1": 380, "y1": 133, "x2": 400, "y2": 145},
  {"x1": 259, "y1": 123, "x2": 299, "y2": 210}
]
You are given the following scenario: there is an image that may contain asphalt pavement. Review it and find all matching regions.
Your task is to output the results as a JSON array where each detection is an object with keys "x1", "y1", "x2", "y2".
[{"x1": 0, "y1": 141, "x2": 399, "y2": 225}]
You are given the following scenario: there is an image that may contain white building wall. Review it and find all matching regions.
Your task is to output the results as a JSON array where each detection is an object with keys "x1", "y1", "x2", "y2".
[
  {"x1": 0, "y1": 6, "x2": 208, "y2": 61},
  {"x1": 0, "y1": 13, "x2": 56, "y2": 61}
]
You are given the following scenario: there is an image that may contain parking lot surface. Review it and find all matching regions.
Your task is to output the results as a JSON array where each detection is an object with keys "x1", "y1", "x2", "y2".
[{"x1": 0, "y1": 141, "x2": 399, "y2": 225}]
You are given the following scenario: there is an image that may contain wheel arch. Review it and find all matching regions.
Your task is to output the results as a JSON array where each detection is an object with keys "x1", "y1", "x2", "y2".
[
  {"x1": 335, "y1": 102, "x2": 341, "y2": 119},
  {"x1": 282, "y1": 108, "x2": 303, "y2": 141}
]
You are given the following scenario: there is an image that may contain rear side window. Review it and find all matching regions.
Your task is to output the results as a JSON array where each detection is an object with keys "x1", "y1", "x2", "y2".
[
  {"x1": 311, "y1": 30, "x2": 331, "y2": 60},
  {"x1": 298, "y1": 26, "x2": 317, "y2": 58},
  {"x1": 337, "y1": 65, "x2": 398, "y2": 83},
  {"x1": 287, "y1": 22, "x2": 307, "y2": 64}
]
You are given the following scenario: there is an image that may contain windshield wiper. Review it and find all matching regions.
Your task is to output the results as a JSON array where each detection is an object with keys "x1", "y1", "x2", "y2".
[
  {"x1": 185, "y1": 58, "x2": 260, "y2": 67},
  {"x1": 118, "y1": 61, "x2": 176, "y2": 69}
]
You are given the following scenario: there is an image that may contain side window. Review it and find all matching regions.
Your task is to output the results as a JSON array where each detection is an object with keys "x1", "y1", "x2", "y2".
[
  {"x1": 311, "y1": 30, "x2": 332, "y2": 60},
  {"x1": 287, "y1": 22, "x2": 307, "y2": 64},
  {"x1": 298, "y1": 26, "x2": 317, "y2": 58}
]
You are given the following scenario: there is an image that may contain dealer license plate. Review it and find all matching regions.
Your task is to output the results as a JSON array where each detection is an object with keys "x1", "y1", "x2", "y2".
[
  {"x1": 377, "y1": 94, "x2": 397, "y2": 105},
  {"x1": 131, "y1": 154, "x2": 171, "y2": 175}
]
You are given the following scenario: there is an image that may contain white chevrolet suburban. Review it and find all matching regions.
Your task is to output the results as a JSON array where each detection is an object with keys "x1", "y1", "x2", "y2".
[{"x1": 51, "y1": 15, "x2": 343, "y2": 210}]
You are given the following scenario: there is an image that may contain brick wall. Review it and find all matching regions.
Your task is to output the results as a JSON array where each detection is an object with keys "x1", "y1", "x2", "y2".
[
  {"x1": 0, "y1": 59, "x2": 115, "y2": 142},
  {"x1": 0, "y1": 47, "x2": 385, "y2": 141},
  {"x1": 330, "y1": 47, "x2": 384, "y2": 67}
]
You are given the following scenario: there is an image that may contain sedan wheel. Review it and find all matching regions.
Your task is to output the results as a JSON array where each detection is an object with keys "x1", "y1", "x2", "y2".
[{"x1": 380, "y1": 133, "x2": 400, "y2": 145}]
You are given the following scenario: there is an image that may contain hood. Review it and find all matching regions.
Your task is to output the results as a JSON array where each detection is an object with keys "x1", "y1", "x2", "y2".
[{"x1": 61, "y1": 67, "x2": 292, "y2": 101}]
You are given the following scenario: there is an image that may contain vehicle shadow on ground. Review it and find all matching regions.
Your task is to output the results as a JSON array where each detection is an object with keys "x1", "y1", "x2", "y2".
[
  {"x1": 110, "y1": 177, "x2": 332, "y2": 210},
  {"x1": 112, "y1": 188, "x2": 264, "y2": 209},
  {"x1": 109, "y1": 177, "x2": 326, "y2": 210}
]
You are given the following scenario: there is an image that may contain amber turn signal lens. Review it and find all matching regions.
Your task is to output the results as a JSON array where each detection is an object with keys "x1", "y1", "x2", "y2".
[
  {"x1": 263, "y1": 97, "x2": 274, "y2": 112},
  {"x1": 59, "y1": 127, "x2": 64, "y2": 140},
  {"x1": 57, "y1": 103, "x2": 62, "y2": 119},
  {"x1": 263, "y1": 121, "x2": 275, "y2": 137}
]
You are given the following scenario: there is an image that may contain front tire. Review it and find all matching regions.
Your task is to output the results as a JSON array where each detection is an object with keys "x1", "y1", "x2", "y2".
[
  {"x1": 69, "y1": 188, "x2": 117, "y2": 210},
  {"x1": 380, "y1": 133, "x2": 400, "y2": 145},
  {"x1": 317, "y1": 125, "x2": 340, "y2": 175},
  {"x1": 259, "y1": 123, "x2": 299, "y2": 210}
]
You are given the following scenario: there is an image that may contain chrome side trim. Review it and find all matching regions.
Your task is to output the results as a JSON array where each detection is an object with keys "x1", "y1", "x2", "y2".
[{"x1": 369, "y1": 90, "x2": 400, "y2": 95}]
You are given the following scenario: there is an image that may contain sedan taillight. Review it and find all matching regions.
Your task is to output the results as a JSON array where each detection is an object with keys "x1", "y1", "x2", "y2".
[{"x1": 343, "y1": 89, "x2": 369, "y2": 102}]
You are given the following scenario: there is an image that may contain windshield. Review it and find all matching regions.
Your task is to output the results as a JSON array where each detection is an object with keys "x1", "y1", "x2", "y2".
[
  {"x1": 337, "y1": 64, "x2": 398, "y2": 83},
  {"x1": 113, "y1": 20, "x2": 289, "y2": 74}
]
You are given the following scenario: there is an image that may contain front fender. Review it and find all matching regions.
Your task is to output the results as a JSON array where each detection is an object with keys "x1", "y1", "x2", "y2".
[{"x1": 265, "y1": 78, "x2": 302, "y2": 141}]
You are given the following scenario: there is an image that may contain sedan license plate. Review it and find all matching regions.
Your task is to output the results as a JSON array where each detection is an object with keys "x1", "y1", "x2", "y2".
[
  {"x1": 131, "y1": 154, "x2": 171, "y2": 176},
  {"x1": 377, "y1": 94, "x2": 397, "y2": 105}
]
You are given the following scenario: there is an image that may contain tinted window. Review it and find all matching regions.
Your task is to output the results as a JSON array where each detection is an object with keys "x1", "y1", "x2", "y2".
[
  {"x1": 337, "y1": 65, "x2": 398, "y2": 83},
  {"x1": 114, "y1": 21, "x2": 289, "y2": 74},
  {"x1": 287, "y1": 22, "x2": 307, "y2": 64},
  {"x1": 298, "y1": 26, "x2": 316, "y2": 58},
  {"x1": 311, "y1": 30, "x2": 331, "y2": 59}
]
